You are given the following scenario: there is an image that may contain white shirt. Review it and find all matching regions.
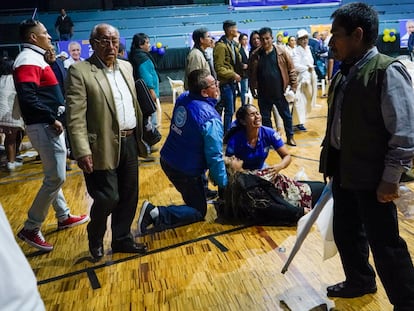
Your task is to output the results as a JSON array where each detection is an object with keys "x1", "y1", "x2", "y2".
[
  {"x1": 104, "y1": 65, "x2": 137, "y2": 131},
  {"x1": 63, "y1": 57, "x2": 84, "y2": 69},
  {"x1": 292, "y1": 45, "x2": 315, "y2": 83}
]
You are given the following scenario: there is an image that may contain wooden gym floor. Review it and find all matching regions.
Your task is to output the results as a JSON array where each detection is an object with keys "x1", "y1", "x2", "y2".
[{"x1": 1, "y1": 93, "x2": 414, "y2": 311}]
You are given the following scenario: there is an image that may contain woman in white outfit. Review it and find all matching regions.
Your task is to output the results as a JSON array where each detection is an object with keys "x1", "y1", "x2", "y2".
[
  {"x1": 0, "y1": 58, "x2": 25, "y2": 171},
  {"x1": 291, "y1": 29, "x2": 317, "y2": 131}
]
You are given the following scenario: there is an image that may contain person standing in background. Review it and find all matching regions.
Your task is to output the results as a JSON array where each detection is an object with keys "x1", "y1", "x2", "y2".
[
  {"x1": 249, "y1": 31, "x2": 261, "y2": 56},
  {"x1": 0, "y1": 57, "x2": 25, "y2": 171},
  {"x1": 291, "y1": 29, "x2": 317, "y2": 132},
  {"x1": 129, "y1": 33, "x2": 161, "y2": 130},
  {"x1": 249, "y1": 27, "x2": 298, "y2": 146},
  {"x1": 55, "y1": 8, "x2": 74, "y2": 41},
  {"x1": 285, "y1": 36, "x2": 296, "y2": 57},
  {"x1": 320, "y1": 3, "x2": 414, "y2": 309},
  {"x1": 214, "y1": 20, "x2": 242, "y2": 133},
  {"x1": 238, "y1": 32, "x2": 249, "y2": 106},
  {"x1": 184, "y1": 28, "x2": 212, "y2": 90},
  {"x1": 44, "y1": 45, "x2": 73, "y2": 171}
]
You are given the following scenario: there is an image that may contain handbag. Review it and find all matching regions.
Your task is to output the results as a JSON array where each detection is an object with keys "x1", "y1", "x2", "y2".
[{"x1": 135, "y1": 78, "x2": 157, "y2": 118}]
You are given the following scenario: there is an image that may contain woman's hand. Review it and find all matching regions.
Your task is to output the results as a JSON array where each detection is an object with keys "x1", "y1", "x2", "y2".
[{"x1": 261, "y1": 164, "x2": 283, "y2": 177}]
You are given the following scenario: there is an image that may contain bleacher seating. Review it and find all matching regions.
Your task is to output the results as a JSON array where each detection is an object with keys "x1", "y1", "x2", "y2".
[
  {"x1": 1, "y1": 2, "x2": 414, "y2": 50},
  {"x1": 1, "y1": 1, "x2": 413, "y2": 96}
]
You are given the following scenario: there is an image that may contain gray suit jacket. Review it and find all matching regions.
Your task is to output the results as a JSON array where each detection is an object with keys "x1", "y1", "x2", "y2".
[{"x1": 66, "y1": 53, "x2": 148, "y2": 170}]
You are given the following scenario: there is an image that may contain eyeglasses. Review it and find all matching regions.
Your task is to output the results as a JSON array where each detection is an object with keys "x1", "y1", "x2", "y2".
[
  {"x1": 205, "y1": 79, "x2": 219, "y2": 89},
  {"x1": 94, "y1": 38, "x2": 119, "y2": 47}
]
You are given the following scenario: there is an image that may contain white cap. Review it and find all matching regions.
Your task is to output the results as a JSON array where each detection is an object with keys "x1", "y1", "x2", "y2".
[
  {"x1": 57, "y1": 51, "x2": 68, "y2": 58},
  {"x1": 297, "y1": 29, "x2": 309, "y2": 39}
]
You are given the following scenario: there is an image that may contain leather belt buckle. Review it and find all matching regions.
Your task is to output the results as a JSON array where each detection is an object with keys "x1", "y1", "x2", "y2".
[{"x1": 120, "y1": 129, "x2": 134, "y2": 138}]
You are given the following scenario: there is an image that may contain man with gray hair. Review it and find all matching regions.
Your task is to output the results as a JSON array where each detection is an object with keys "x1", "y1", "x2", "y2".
[{"x1": 66, "y1": 23, "x2": 148, "y2": 260}]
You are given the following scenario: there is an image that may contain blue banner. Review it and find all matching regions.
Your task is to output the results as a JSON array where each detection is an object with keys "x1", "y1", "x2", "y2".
[
  {"x1": 399, "y1": 19, "x2": 414, "y2": 48},
  {"x1": 57, "y1": 38, "x2": 127, "y2": 60},
  {"x1": 230, "y1": 0, "x2": 340, "y2": 8}
]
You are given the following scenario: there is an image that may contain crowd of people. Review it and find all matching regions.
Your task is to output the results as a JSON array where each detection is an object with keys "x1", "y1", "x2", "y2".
[{"x1": 1, "y1": 3, "x2": 414, "y2": 310}]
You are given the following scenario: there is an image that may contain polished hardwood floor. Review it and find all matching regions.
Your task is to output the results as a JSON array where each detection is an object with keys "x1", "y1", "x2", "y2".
[{"x1": 1, "y1": 92, "x2": 414, "y2": 311}]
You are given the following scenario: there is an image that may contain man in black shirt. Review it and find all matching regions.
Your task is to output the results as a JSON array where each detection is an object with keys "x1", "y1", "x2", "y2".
[
  {"x1": 249, "y1": 27, "x2": 298, "y2": 146},
  {"x1": 55, "y1": 9, "x2": 74, "y2": 41}
]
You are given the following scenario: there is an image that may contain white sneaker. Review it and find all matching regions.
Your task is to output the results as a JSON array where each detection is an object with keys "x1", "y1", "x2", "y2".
[{"x1": 7, "y1": 162, "x2": 23, "y2": 171}]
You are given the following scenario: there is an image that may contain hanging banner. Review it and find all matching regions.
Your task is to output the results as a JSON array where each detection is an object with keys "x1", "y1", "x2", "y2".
[
  {"x1": 230, "y1": 0, "x2": 341, "y2": 9},
  {"x1": 399, "y1": 19, "x2": 414, "y2": 48},
  {"x1": 57, "y1": 37, "x2": 127, "y2": 60}
]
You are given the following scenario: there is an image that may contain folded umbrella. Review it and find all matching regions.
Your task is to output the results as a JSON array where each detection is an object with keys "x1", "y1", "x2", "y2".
[{"x1": 281, "y1": 180, "x2": 334, "y2": 274}]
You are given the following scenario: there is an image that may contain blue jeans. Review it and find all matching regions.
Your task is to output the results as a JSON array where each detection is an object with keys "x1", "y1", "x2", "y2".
[
  {"x1": 240, "y1": 78, "x2": 248, "y2": 106},
  {"x1": 24, "y1": 123, "x2": 69, "y2": 229},
  {"x1": 156, "y1": 158, "x2": 205, "y2": 230},
  {"x1": 258, "y1": 96, "x2": 294, "y2": 138},
  {"x1": 217, "y1": 83, "x2": 236, "y2": 133}
]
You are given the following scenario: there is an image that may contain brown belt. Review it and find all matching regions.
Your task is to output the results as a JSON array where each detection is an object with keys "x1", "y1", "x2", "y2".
[{"x1": 120, "y1": 129, "x2": 135, "y2": 137}]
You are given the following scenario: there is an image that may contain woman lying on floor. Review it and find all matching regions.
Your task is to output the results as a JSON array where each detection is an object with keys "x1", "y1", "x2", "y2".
[
  {"x1": 215, "y1": 156, "x2": 325, "y2": 226},
  {"x1": 217, "y1": 104, "x2": 324, "y2": 225}
]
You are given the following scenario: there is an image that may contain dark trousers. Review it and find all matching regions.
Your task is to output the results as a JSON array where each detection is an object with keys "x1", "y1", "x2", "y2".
[
  {"x1": 84, "y1": 135, "x2": 138, "y2": 247},
  {"x1": 156, "y1": 158, "x2": 205, "y2": 229},
  {"x1": 332, "y1": 172, "x2": 414, "y2": 310},
  {"x1": 258, "y1": 96, "x2": 293, "y2": 138}
]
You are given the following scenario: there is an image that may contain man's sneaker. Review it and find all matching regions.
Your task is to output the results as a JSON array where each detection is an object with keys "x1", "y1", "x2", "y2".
[
  {"x1": 17, "y1": 228, "x2": 53, "y2": 252},
  {"x1": 58, "y1": 214, "x2": 89, "y2": 230},
  {"x1": 137, "y1": 201, "x2": 156, "y2": 235}
]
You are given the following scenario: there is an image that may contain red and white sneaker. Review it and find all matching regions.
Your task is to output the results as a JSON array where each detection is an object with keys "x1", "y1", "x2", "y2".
[
  {"x1": 17, "y1": 228, "x2": 53, "y2": 252},
  {"x1": 58, "y1": 214, "x2": 89, "y2": 230}
]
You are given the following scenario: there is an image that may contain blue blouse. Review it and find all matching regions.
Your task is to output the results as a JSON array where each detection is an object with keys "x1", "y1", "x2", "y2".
[{"x1": 225, "y1": 126, "x2": 284, "y2": 170}]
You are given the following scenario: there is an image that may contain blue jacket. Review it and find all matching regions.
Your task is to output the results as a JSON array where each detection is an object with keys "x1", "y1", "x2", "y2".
[{"x1": 161, "y1": 92, "x2": 227, "y2": 187}]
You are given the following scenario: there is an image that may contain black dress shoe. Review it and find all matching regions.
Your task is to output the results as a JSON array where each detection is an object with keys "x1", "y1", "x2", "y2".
[
  {"x1": 205, "y1": 189, "x2": 218, "y2": 201},
  {"x1": 327, "y1": 281, "x2": 377, "y2": 298},
  {"x1": 112, "y1": 239, "x2": 147, "y2": 254},
  {"x1": 286, "y1": 137, "x2": 297, "y2": 146},
  {"x1": 89, "y1": 244, "x2": 104, "y2": 260}
]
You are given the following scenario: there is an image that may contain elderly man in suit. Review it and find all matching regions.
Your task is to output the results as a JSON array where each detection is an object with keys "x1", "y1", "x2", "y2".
[{"x1": 65, "y1": 23, "x2": 148, "y2": 260}]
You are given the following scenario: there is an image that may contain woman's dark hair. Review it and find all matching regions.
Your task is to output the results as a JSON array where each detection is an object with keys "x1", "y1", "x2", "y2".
[
  {"x1": 239, "y1": 32, "x2": 248, "y2": 42},
  {"x1": 331, "y1": 2, "x2": 378, "y2": 47},
  {"x1": 223, "y1": 104, "x2": 256, "y2": 144},
  {"x1": 0, "y1": 58, "x2": 14, "y2": 76},
  {"x1": 130, "y1": 33, "x2": 149, "y2": 52},
  {"x1": 249, "y1": 30, "x2": 260, "y2": 49},
  {"x1": 287, "y1": 36, "x2": 296, "y2": 45}
]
